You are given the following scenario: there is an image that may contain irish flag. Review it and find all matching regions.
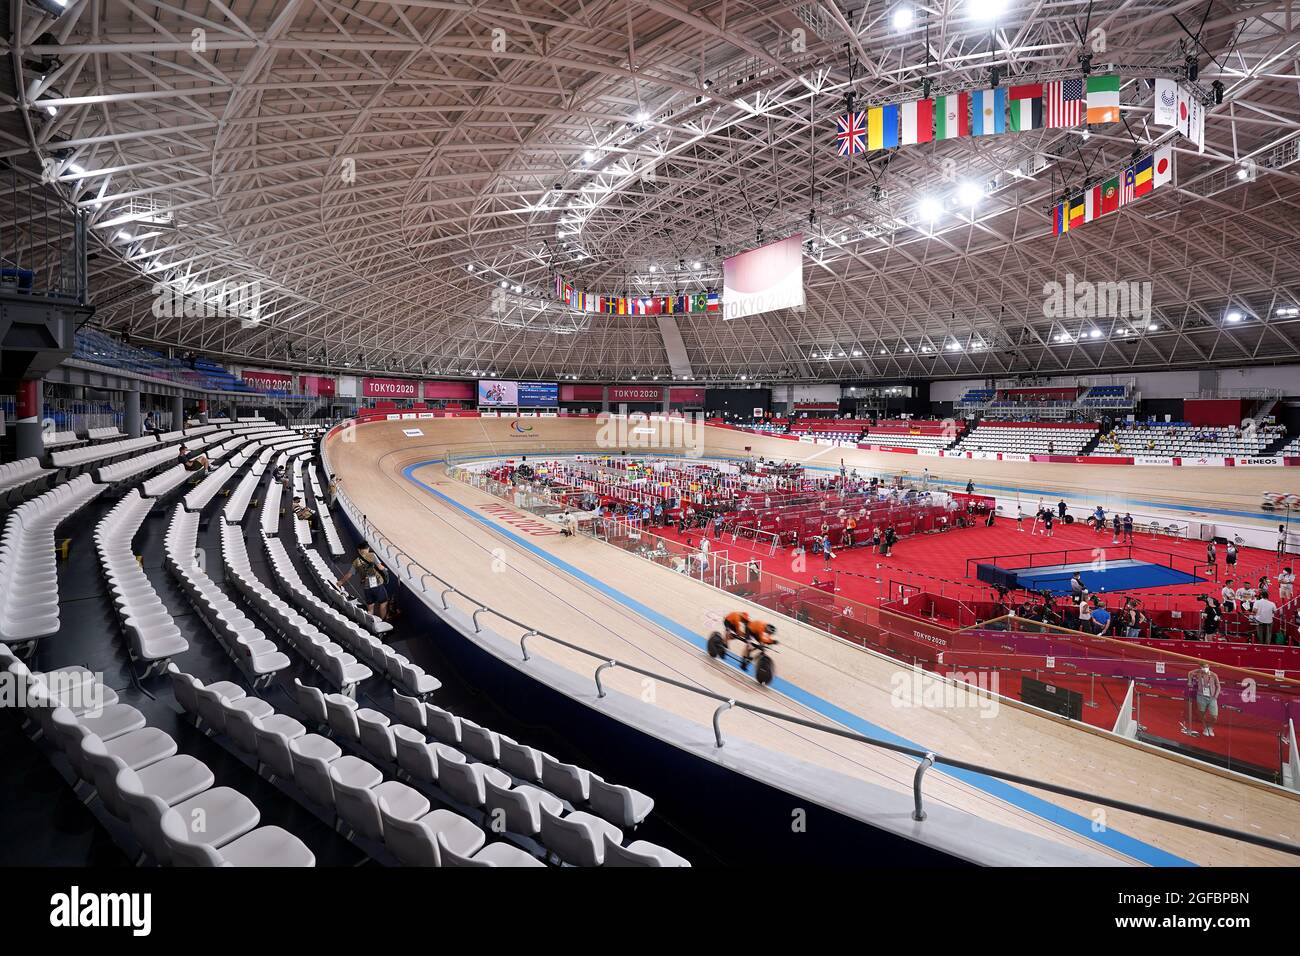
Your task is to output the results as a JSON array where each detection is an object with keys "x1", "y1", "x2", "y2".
[
  {"x1": 900, "y1": 98, "x2": 934, "y2": 145},
  {"x1": 935, "y1": 92, "x2": 970, "y2": 139},
  {"x1": 1086, "y1": 75, "x2": 1121, "y2": 124}
]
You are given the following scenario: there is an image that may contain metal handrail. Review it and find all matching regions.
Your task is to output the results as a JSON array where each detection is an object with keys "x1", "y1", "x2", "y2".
[{"x1": 320, "y1": 420, "x2": 1300, "y2": 859}]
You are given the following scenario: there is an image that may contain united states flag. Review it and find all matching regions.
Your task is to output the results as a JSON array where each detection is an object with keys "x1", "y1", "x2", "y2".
[
  {"x1": 1045, "y1": 78, "x2": 1084, "y2": 128},
  {"x1": 835, "y1": 111, "x2": 868, "y2": 156}
]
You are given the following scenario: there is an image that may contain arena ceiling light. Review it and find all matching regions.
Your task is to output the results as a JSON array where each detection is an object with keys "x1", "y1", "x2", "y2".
[
  {"x1": 1148, "y1": 323, "x2": 1160, "y2": 330},
  {"x1": 1276, "y1": 307, "x2": 1300, "y2": 317},
  {"x1": 956, "y1": 182, "x2": 983, "y2": 207},
  {"x1": 917, "y1": 198, "x2": 942, "y2": 222},
  {"x1": 1089, "y1": 329, "x2": 1103, "y2": 338},
  {"x1": 892, "y1": 5, "x2": 914, "y2": 30},
  {"x1": 1226, "y1": 310, "x2": 1243, "y2": 323},
  {"x1": 969, "y1": 0, "x2": 1010, "y2": 20}
]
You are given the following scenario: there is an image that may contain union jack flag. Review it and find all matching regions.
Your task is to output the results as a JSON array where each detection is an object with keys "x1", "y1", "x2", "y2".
[{"x1": 835, "y1": 110, "x2": 868, "y2": 156}]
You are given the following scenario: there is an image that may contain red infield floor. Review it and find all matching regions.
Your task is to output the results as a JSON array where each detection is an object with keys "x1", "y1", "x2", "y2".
[{"x1": 656, "y1": 515, "x2": 1294, "y2": 774}]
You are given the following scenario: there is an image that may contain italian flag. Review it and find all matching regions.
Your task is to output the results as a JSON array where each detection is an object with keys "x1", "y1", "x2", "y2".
[{"x1": 935, "y1": 92, "x2": 970, "y2": 139}]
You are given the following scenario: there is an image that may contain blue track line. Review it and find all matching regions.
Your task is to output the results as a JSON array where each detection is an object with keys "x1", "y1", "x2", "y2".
[{"x1": 402, "y1": 458, "x2": 1193, "y2": 867}]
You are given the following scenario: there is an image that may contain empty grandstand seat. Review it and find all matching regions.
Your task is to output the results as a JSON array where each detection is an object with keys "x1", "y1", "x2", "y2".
[
  {"x1": 335, "y1": 777, "x2": 428, "y2": 842},
  {"x1": 118, "y1": 772, "x2": 261, "y2": 865},
  {"x1": 159, "y1": 811, "x2": 315, "y2": 867},
  {"x1": 540, "y1": 807, "x2": 622, "y2": 867},
  {"x1": 81, "y1": 735, "x2": 214, "y2": 821},
  {"x1": 384, "y1": 809, "x2": 485, "y2": 867},
  {"x1": 542, "y1": 754, "x2": 600, "y2": 804},
  {"x1": 438, "y1": 838, "x2": 546, "y2": 868},
  {"x1": 484, "y1": 778, "x2": 563, "y2": 838},
  {"x1": 437, "y1": 754, "x2": 510, "y2": 808},
  {"x1": 602, "y1": 835, "x2": 691, "y2": 867},
  {"x1": 588, "y1": 778, "x2": 654, "y2": 829}
]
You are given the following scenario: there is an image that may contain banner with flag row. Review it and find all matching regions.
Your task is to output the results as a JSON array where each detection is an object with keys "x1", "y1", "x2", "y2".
[
  {"x1": 835, "y1": 75, "x2": 1121, "y2": 156},
  {"x1": 553, "y1": 275, "x2": 720, "y2": 315},
  {"x1": 1052, "y1": 144, "x2": 1173, "y2": 235}
]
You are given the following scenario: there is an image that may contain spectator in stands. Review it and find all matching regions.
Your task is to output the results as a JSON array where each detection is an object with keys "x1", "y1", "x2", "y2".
[
  {"x1": 1070, "y1": 571, "x2": 1086, "y2": 599},
  {"x1": 1047, "y1": 440, "x2": 1055, "y2": 455},
  {"x1": 1280, "y1": 566, "x2": 1295, "y2": 603},
  {"x1": 1188, "y1": 662, "x2": 1221, "y2": 737},
  {"x1": 1090, "y1": 598, "x2": 1111, "y2": 636},
  {"x1": 1220, "y1": 580, "x2": 1236, "y2": 613},
  {"x1": 1253, "y1": 593, "x2": 1278, "y2": 644},
  {"x1": 1200, "y1": 597, "x2": 1222, "y2": 639},
  {"x1": 326, "y1": 479, "x2": 338, "y2": 508},
  {"x1": 1077, "y1": 596, "x2": 1093, "y2": 632},
  {"x1": 290, "y1": 496, "x2": 315, "y2": 524},
  {"x1": 143, "y1": 411, "x2": 160, "y2": 434},
  {"x1": 177, "y1": 444, "x2": 210, "y2": 474},
  {"x1": 337, "y1": 544, "x2": 390, "y2": 620}
]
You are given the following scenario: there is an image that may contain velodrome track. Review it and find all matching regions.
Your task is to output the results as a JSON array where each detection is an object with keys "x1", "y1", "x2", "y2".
[{"x1": 328, "y1": 417, "x2": 1300, "y2": 866}]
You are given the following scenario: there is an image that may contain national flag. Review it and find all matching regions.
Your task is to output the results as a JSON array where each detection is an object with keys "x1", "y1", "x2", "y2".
[
  {"x1": 900, "y1": 98, "x2": 934, "y2": 145},
  {"x1": 1176, "y1": 84, "x2": 1205, "y2": 152},
  {"x1": 867, "y1": 104, "x2": 900, "y2": 150},
  {"x1": 1120, "y1": 165, "x2": 1136, "y2": 206},
  {"x1": 835, "y1": 111, "x2": 868, "y2": 156},
  {"x1": 693, "y1": 292, "x2": 708, "y2": 313},
  {"x1": 1045, "y1": 77, "x2": 1084, "y2": 128},
  {"x1": 1053, "y1": 201, "x2": 1069, "y2": 235},
  {"x1": 972, "y1": 88, "x2": 1006, "y2": 136},
  {"x1": 1100, "y1": 175, "x2": 1120, "y2": 215},
  {"x1": 935, "y1": 92, "x2": 970, "y2": 139},
  {"x1": 553, "y1": 274, "x2": 563, "y2": 297},
  {"x1": 707, "y1": 290, "x2": 720, "y2": 312},
  {"x1": 1085, "y1": 75, "x2": 1121, "y2": 124},
  {"x1": 1153, "y1": 145, "x2": 1173, "y2": 188},
  {"x1": 1153, "y1": 78, "x2": 1178, "y2": 126},
  {"x1": 617, "y1": 297, "x2": 627, "y2": 315},
  {"x1": 1132, "y1": 155, "x2": 1154, "y2": 197},
  {"x1": 1085, "y1": 183, "x2": 1101, "y2": 222},
  {"x1": 1008, "y1": 84, "x2": 1043, "y2": 131},
  {"x1": 1068, "y1": 193, "x2": 1086, "y2": 228}
]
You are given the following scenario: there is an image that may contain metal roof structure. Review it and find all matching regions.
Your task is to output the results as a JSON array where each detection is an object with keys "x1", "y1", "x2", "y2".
[{"x1": 5, "y1": 0, "x2": 1300, "y2": 382}]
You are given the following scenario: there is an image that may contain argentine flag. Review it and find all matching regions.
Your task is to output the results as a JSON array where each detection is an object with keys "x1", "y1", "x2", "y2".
[{"x1": 972, "y1": 88, "x2": 1006, "y2": 136}]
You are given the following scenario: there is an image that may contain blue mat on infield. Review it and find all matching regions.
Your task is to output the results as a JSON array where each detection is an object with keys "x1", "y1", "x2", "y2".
[{"x1": 1008, "y1": 559, "x2": 1205, "y2": 595}]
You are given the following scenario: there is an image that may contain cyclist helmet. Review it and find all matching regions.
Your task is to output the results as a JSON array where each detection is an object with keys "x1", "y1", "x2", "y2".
[{"x1": 765, "y1": 624, "x2": 776, "y2": 635}]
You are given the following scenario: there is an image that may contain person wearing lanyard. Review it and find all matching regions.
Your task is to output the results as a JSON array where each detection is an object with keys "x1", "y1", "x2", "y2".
[{"x1": 337, "y1": 545, "x2": 391, "y2": 620}]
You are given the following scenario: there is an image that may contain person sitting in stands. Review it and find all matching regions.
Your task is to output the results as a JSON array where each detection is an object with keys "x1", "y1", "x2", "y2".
[
  {"x1": 290, "y1": 496, "x2": 315, "y2": 523},
  {"x1": 178, "y1": 445, "x2": 210, "y2": 473}
]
